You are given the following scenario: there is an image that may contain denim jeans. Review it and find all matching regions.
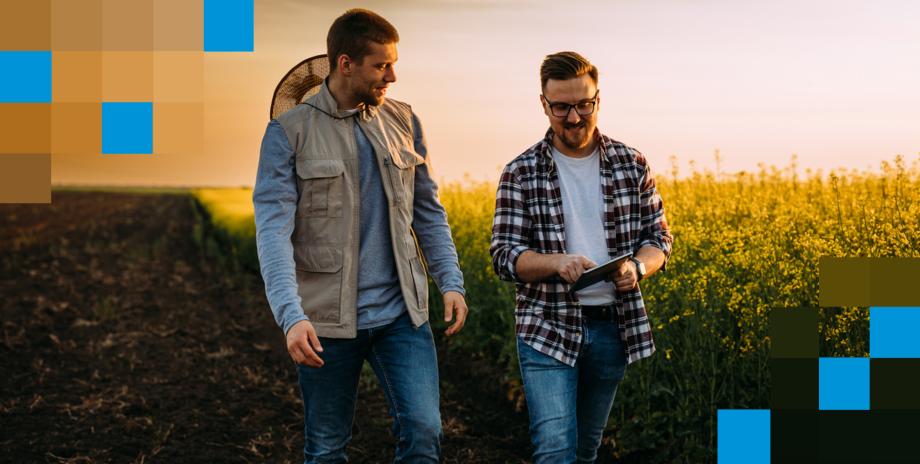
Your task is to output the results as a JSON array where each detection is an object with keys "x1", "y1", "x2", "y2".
[
  {"x1": 296, "y1": 311, "x2": 442, "y2": 463},
  {"x1": 516, "y1": 318, "x2": 628, "y2": 464}
]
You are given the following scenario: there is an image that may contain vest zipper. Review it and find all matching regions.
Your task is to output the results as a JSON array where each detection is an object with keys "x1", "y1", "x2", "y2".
[{"x1": 382, "y1": 155, "x2": 402, "y2": 206}]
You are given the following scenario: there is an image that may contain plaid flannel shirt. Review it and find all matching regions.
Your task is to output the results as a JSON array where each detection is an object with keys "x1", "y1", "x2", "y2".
[{"x1": 490, "y1": 128, "x2": 673, "y2": 366}]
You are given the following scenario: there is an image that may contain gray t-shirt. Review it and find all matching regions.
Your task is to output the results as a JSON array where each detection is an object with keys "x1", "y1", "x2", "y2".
[
  {"x1": 353, "y1": 120, "x2": 406, "y2": 329},
  {"x1": 552, "y1": 146, "x2": 617, "y2": 305}
]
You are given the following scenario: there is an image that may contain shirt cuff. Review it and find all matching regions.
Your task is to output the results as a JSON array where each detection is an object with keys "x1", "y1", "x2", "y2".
[
  {"x1": 281, "y1": 311, "x2": 310, "y2": 336},
  {"x1": 507, "y1": 245, "x2": 530, "y2": 281},
  {"x1": 440, "y1": 285, "x2": 466, "y2": 296},
  {"x1": 637, "y1": 240, "x2": 671, "y2": 273}
]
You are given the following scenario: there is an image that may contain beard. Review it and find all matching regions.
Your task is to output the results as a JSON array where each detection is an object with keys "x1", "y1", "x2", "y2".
[
  {"x1": 355, "y1": 84, "x2": 386, "y2": 107},
  {"x1": 558, "y1": 121, "x2": 591, "y2": 150}
]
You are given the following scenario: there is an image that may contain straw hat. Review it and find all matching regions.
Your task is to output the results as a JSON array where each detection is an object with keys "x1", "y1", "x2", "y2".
[{"x1": 270, "y1": 54, "x2": 330, "y2": 120}]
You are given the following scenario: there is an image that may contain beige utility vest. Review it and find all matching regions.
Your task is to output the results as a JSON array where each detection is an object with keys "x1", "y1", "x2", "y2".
[{"x1": 275, "y1": 82, "x2": 429, "y2": 338}]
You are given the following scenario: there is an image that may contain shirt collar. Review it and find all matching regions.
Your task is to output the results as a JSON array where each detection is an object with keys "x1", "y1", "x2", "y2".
[{"x1": 537, "y1": 127, "x2": 611, "y2": 170}]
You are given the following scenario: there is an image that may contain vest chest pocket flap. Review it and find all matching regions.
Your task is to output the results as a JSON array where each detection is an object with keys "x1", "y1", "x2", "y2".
[
  {"x1": 295, "y1": 158, "x2": 346, "y2": 218},
  {"x1": 385, "y1": 145, "x2": 426, "y2": 201}
]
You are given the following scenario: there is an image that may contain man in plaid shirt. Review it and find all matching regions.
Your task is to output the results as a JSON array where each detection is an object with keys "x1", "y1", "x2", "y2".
[{"x1": 490, "y1": 51, "x2": 672, "y2": 463}]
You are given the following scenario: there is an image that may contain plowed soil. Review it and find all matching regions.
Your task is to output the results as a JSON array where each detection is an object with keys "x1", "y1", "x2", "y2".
[{"x1": 0, "y1": 192, "x2": 537, "y2": 463}]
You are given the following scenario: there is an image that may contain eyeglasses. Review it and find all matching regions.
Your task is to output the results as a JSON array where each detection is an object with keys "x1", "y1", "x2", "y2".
[{"x1": 542, "y1": 90, "x2": 599, "y2": 118}]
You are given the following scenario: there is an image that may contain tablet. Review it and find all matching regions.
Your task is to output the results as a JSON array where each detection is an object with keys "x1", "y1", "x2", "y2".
[{"x1": 570, "y1": 252, "x2": 633, "y2": 293}]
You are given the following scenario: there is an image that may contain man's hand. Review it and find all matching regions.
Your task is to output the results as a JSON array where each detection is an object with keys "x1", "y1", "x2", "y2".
[
  {"x1": 608, "y1": 260, "x2": 638, "y2": 292},
  {"x1": 443, "y1": 291, "x2": 469, "y2": 336},
  {"x1": 555, "y1": 254, "x2": 597, "y2": 284},
  {"x1": 286, "y1": 320, "x2": 325, "y2": 368}
]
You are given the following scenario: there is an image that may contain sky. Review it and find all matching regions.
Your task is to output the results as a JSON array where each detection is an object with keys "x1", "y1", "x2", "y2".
[{"x1": 54, "y1": 0, "x2": 920, "y2": 186}]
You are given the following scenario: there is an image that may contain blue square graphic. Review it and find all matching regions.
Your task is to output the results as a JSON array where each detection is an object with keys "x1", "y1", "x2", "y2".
[
  {"x1": 717, "y1": 409, "x2": 770, "y2": 464},
  {"x1": 204, "y1": 0, "x2": 254, "y2": 52},
  {"x1": 819, "y1": 357, "x2": 870, "y2": 410},
  {"x1": 870, "y1": 307, "x2": 920, "y2": 358},
  {"x1": 102, "y1": 102, "x2": 153, "y2": 154},
  {"x1": 0, "y1": 51, "x2": 52, "y2": 103}
]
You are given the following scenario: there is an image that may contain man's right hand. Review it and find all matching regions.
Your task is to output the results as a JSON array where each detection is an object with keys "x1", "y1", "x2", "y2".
[
  {"x1": 555, "y1": 254, "x2": 597, "y2": 284},
  {"x1": 286, "y1": 320, "x2": 325, "y2": 368}
]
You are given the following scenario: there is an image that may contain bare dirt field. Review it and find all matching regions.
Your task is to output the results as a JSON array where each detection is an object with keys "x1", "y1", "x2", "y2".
[{"x1": 0, "y1": 192, "x2": 541, "y2": 463}]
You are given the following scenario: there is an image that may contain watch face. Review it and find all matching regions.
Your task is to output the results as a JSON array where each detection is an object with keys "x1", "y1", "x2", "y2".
[{"x1": 632, "y1": 258, "x2": 646, "y2": 277}]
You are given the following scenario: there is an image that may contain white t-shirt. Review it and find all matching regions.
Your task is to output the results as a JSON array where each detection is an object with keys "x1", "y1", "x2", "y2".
[{"x1": 552, "y1": 145, "x2": 617, "y2": 305}]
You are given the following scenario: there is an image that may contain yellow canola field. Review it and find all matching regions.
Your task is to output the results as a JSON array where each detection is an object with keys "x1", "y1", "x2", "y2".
[{"x1": 194, "y1": 157, "x2": 920, "y2": 459}]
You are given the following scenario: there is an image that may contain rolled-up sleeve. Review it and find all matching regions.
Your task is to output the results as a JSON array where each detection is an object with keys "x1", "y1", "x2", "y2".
[
  {"x1": 253, "y1": 120, "x2": 308, "y2": 335},
  {"x1": 410, "y1": 113, "x2": 466, "y2": 295},
  {"x1": 489, "y1": 165, "x2": 531, "y2": 283},
  {"x1": 635, "y1": 153, "x2": 673, "y2": 271}
]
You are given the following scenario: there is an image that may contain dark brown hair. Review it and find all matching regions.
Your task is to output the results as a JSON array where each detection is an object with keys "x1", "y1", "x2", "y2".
[
  {"x1": 327, "y1": 9, "x2": 399, "y2": 72},
  {"x1": 540, "y1": 51, "x2": 598, "y2": 90}
]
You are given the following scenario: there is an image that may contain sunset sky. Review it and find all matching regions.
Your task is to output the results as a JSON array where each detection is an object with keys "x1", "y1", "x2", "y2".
[{"x1": 53, "y1": 0, "x2": 920, "y2": 186}]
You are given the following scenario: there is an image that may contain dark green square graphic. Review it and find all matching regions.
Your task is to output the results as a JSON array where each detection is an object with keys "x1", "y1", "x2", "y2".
[
  {"x1": 772, "y1": 410, "x2": 818, "y2": 464},
  {"x1": 770, "y1": 307, "x2": 818, "y2": 358},
  {"x1": 871, "y1": 359, "x2": 920, "y2": 410},
  {"x1": 816, "y1": 411, "x2": 920, "y2": 463},
  {"x1": 771, "y1": 358, "x2": 817, "y2": 410}
]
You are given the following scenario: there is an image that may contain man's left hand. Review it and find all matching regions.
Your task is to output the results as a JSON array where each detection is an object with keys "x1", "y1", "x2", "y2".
[
  {"x1": 443, "y1": 291, "x2": 469, "y2": 336},
  {"x1": 609, "y1": 260, "x2": 638, "y2": 292}
]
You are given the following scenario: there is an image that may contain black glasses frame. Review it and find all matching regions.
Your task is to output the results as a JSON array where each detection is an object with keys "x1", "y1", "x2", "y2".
[{"x1": 541, "y1": 90, "x2": 600, "y2": 118}]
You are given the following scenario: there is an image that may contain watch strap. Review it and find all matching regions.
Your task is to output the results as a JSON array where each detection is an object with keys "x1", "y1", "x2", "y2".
[{"x1": 630, "y1": 257, "x2": 646, "y2": 281}]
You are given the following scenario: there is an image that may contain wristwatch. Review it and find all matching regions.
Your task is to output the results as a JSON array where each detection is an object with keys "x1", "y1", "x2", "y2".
[{"x1": 630, "y1": 257, "x2": 646, "y2": 282}]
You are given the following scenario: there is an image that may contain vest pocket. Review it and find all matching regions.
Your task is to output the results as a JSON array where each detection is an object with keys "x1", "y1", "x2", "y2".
[
  {"x1": 387, "y1": 146, "x2": 425, "y2": 190},
  {"x1": 295, "y1": 159, "x2": 345, "y2": 218},
  {"x1": 389, "y1": 145, "x2": 425, "y2": 170},
  {"x1": 294, "y1": 245, "x2": 344, "y2": 324},
  {"x1": 409, "y1": 255, "x2": 429, "y2": 311}
]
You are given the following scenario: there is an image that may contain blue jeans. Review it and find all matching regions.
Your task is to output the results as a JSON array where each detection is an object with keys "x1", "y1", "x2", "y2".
[
  {"x1": 516, "y1": 319, "x2": 628, "y2": 464},
  {"x1": 296, "y1": 311, "x2": 442, "y2": 463}
]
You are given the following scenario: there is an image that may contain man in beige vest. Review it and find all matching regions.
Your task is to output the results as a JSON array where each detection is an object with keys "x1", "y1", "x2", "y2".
[{"x1": 253, "y1": 9, "x2": 469, "y2": 463}]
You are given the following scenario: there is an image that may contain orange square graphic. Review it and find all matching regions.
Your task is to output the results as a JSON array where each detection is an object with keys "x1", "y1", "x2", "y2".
[
  {"x1": 203, "y1": 102, "x2": 262, "y2": 175},
  {"x1": 154, "y1": 52, "x2": 204, "y2": 103},
  {"x1": 154, "y1": 0, "x2": 203, "y2": 51},
  {"x1": 154, "y1": 102, "x2": 204, "y2": 156},
  {"x1": 0, "y1": 0, "x2": 51, "y2": 50},
  {"x1": 102, "y1": 51, "x2": 153, "y2": 102},
  {"x1": 203, "y1": 54, "x2": 256, "y2": 102},
  {"x1": 51, "y1": 0, "x2": 102, "y2": 51},
  {"x1": 53, "y1": 51, "x2": 102, "y2": 102},
  {"x1": 0, "y1": 154, "x2": 51, "y2": 204},
  {"x1": 52, "y1": 103, "x2": 101, "y2": 155},
  {"x1": 102, "y1": 0, "x2": 153, "y2": 51},
  {"x1": 0, "y1": 104, "x2": 51, "y2": 154}
]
